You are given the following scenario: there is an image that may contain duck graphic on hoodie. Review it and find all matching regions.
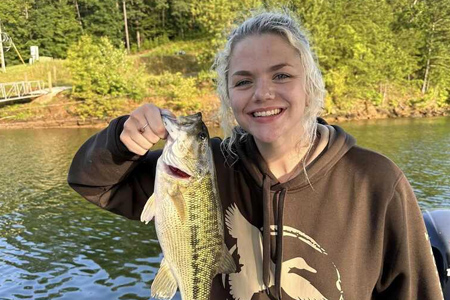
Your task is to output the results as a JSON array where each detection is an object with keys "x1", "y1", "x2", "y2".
[{"x1": 221, "y1": 204, "x2": 344, "y2": 300}]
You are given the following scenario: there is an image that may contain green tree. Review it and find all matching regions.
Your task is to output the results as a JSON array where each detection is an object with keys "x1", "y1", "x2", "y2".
[
  {"x1": 28, "y1": 0, "x2": 82, "y2": 58},
  {"x1": 170, "y1": 0, "x2": 193, "y2": 39},
  {"x1": 123, "y1": 0, "x2": 148, "y2": 50},
  {"x1": 76, "y1": 0, "x2": 123, "y2": 47},
  {"x1": 137, "y1": 0, "x2": 169, "y2": 41},
  {"x1": 0, "y1": 0, "x2": 35, "y2": 65},
  {"x1": 190, "y1": 0, "x2": 261, "y2": 64},
  {"x1": 414, "y1": 0, "x2": 450, "y2": 102},
  {"x1": 290, "y1": 0, "x2": 414, "y2": 110}
]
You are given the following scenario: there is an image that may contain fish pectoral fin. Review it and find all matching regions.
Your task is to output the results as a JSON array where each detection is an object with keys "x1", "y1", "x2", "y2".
[
  {"x1": 140, "y1": 194, "x2": 156, "y2": 224},
  {"x1": 217, "y1": 245, "x2": 237, "y2": 275},
  {"x1": 151, "y1": 258, "x2": 178, "y2": 300},
  {"x1": 172, "y1": 188, "x2": 186, "y2": 221}
]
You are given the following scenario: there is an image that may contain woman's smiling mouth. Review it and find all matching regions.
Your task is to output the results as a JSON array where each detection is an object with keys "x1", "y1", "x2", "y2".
[
  {"x1": 247, "y1": 108, "x2": 286, "y2": 124},
  {"x1": 250, "y1": 108, "x2": 284, "y2": 118},
  {"x1": 252, "y1": 108, "x2": 282, "y2": 117}
]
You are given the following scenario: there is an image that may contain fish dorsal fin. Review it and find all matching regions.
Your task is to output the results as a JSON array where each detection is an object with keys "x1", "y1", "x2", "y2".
[
  {"x1": 217, "y1": 244, "x2": 237, "y2": 275},
  {"x1": 151, "y1": 258, "x2": 178, "y2": 299},
  {"x1": 140, "y1": 194, "x2": 156, "y2": 224}
]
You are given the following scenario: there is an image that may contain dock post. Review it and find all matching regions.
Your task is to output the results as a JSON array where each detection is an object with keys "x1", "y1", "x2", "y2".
[
  {"x1": 53, "y1": 66, "x2": 57, "y2": 84},
  {"x1": 48, "y1": 71, "x2": 52, "y2": 92}
]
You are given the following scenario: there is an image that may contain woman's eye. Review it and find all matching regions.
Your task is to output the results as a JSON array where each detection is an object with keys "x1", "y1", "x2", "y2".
[
  {"x1": 274, "y1": 73, "x2": 290, "y2": 80},
  {"x1": 235, "y1": 80, "x2": 251, "y2": 87}
]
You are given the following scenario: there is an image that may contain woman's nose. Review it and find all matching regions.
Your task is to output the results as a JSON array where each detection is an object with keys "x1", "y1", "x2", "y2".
[{"x1": 253, "y1": 80, "x2": 275, "y2": 102}]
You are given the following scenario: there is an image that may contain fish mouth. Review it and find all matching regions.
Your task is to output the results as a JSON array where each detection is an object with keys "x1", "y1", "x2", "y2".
[
  {"x1": 167, "y1": 164, "x2": 191, "y2": 179},
  {"x1": 162, "y1": 157, "x2": 192, "y2": 180}
]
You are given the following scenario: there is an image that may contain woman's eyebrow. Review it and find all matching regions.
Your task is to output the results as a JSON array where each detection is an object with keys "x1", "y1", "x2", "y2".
[
  {"x1": 269, "y1": 63, "x2": 292, "y2": 71},
  {"x1": 231, "y1": 63, "x2": 292, "y2": 77},
  {"x1": 231, "y1": 70, "x2": 252, "y2": 77}
]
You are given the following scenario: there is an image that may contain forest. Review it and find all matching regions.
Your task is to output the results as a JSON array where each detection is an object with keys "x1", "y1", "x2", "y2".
[{"x1": 0, "y1": 0, "x2": 449, "y2": 121}]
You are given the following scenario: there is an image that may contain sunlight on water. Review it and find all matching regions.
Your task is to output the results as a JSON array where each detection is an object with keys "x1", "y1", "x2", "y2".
[{"x1": 0, "y1": 117, "x2": 448, "y2": 298}]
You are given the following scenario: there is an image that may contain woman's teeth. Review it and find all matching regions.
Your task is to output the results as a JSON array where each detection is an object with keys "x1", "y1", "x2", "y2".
[{"x1": 252, "y1": 109, "x2": 281, "y2": 117}]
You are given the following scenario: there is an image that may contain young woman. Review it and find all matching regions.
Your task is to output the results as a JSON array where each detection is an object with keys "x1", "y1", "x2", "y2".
[{"x1": 68, "y1": 11, "x2": 443, "y2": 300}]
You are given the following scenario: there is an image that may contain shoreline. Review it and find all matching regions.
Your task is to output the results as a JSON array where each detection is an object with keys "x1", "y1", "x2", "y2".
[
  {"x1": 0, "y1": 117, "x2": 108, "y2": 129},
  {"x1": 0, "y1": 107, "x2": 448, "y2": 129},
  {"x1": 1, "y1": 88, "x2": 448, "y2": 130}
]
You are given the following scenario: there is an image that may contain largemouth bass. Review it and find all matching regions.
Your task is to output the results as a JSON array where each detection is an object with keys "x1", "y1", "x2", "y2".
[{"x1": 140, "y1": 112, "x2": 236, "y2": 300}]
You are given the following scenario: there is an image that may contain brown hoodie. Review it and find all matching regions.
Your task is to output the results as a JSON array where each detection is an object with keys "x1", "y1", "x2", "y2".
[{"x1": 68, "y1": 116, "x2": 443, "y2": 300}]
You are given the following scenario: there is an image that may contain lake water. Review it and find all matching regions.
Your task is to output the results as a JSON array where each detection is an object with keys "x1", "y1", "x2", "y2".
[{"x1": 0, "y1": 117, "x2": 449, "y2": 299}]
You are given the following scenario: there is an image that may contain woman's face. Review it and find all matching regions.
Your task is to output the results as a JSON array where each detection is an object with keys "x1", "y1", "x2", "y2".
[{"x1": 227, "y1": 34, "x2": 307, "y2": 147}]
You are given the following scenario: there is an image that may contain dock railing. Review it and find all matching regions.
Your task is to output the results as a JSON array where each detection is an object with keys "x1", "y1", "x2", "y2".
[{"x1": 0, "y1": 80, "x2": 47, "y2": 102}]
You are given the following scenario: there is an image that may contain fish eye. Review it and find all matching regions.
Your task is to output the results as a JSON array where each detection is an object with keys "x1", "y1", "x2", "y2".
[{"x1": 198, "y1": 132, "x2": 207, "y2": 140}]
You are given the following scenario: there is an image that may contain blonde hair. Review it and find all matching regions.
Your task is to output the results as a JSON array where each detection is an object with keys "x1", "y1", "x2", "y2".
[{"x1": 213, "y1": 9, "x2": 325, "y2": 165}]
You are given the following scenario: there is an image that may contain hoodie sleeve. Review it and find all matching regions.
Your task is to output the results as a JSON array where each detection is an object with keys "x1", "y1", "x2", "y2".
[
  {"x1": 374, "y1": 174, "x2": 443, "y2": 300},
  {"x1": 67, "y1": 115, "x2": 162, "y2": 220}
]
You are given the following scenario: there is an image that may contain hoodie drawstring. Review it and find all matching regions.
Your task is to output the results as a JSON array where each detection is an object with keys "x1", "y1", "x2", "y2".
[
  {"x1": 262, "y1": 175, "x2": 272, "y2": 292},
  {"x1": 262, "y1": 174, "x2": 287, "y2": 300},
  {"x1": 275, "y1": 188, "x2": 286, "y2": 299}
]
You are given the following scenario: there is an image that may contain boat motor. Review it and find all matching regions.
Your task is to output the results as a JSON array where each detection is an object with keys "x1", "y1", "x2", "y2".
[{"x1": 423, "y1": 210, "x2": 450, "y2": 299}]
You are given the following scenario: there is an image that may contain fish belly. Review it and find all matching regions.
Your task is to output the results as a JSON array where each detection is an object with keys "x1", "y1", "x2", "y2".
[{"x1": 156, "y1": 178, "x2": 223, "y2": 300}]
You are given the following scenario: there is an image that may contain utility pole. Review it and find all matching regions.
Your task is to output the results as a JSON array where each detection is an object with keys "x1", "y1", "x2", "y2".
[
  {"x1": 0, "y1": 20, "x2": 6, "y2": 73},
  {"x1": 122, "y1": 0, "x2": 130, "y2": 54}
]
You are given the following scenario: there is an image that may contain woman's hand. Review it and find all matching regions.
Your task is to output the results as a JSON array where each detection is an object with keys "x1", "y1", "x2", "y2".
[{"x1": 120, "y1": 104, "x2": 175, "y2": 155}]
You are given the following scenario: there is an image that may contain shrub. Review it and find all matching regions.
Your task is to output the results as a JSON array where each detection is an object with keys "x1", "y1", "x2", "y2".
[
  {"x1": 67, "y1": 36, "x2": 147, "y2": 102},
  {"x1": 148, "y1": 72, "x2": 201, "y2": 113},
  {"x1": 141, "y1": 35, "x2": 170, "y2": 51},
  {"x1": 75, "y1": 97, "x2": 125, "y2": 121},
  {"x1": 196, "y1": 70, "x2": 216, "y2": 87}
]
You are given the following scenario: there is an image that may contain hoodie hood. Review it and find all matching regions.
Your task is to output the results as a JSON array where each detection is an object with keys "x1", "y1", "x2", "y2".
[{"x1": 234, "y1": 121, "x2": 356, "y2": 191}]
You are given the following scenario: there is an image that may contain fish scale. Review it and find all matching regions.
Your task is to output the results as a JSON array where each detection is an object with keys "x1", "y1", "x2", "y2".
[{"x1": 187, "y1": 178, "x2": 223, "y2": 299}]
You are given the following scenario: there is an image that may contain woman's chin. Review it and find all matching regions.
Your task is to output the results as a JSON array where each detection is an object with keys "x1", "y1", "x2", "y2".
[
  {"x1": 251, "y1": 126, "x2": 304, "y2": 149},
  {"x1": 252, "y1": 131, "x2": 283, "y2": 145}
]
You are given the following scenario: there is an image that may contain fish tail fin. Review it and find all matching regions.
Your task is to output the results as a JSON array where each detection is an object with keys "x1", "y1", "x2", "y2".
[
  {"x1": 151, "y1": 258, "x2": 178, "y2": 299},
  {"x1": 140, "y1": 194, "x2": 156, "y2": 224},
  {"x1": 217, "y1": 244, "x2": 237, "y2": 275}
]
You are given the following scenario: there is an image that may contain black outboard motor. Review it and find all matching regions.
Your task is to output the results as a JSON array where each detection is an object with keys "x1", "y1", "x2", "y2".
[{"x1": 423, "y1": 210, "x2": 450, "y2": 299}]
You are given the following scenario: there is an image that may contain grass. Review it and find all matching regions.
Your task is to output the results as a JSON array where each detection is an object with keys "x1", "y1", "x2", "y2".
[
  {"x1": 136, "y1": 38, "x2": 213, "y2": 75},
  {"x1": 0, "y1": 60, "x2": 72, "y2": 86},
  {"x1": 138, "y1": 38, "x2": 211, "y2": 58},
  {"x1": 0, "y1": 101, "x2": 49, "y2": 121}
]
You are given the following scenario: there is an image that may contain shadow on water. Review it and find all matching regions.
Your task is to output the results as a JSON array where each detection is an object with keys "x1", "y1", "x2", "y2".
[{"x1": 0, "y1": 117, "x2": 448, "y2": 298}]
